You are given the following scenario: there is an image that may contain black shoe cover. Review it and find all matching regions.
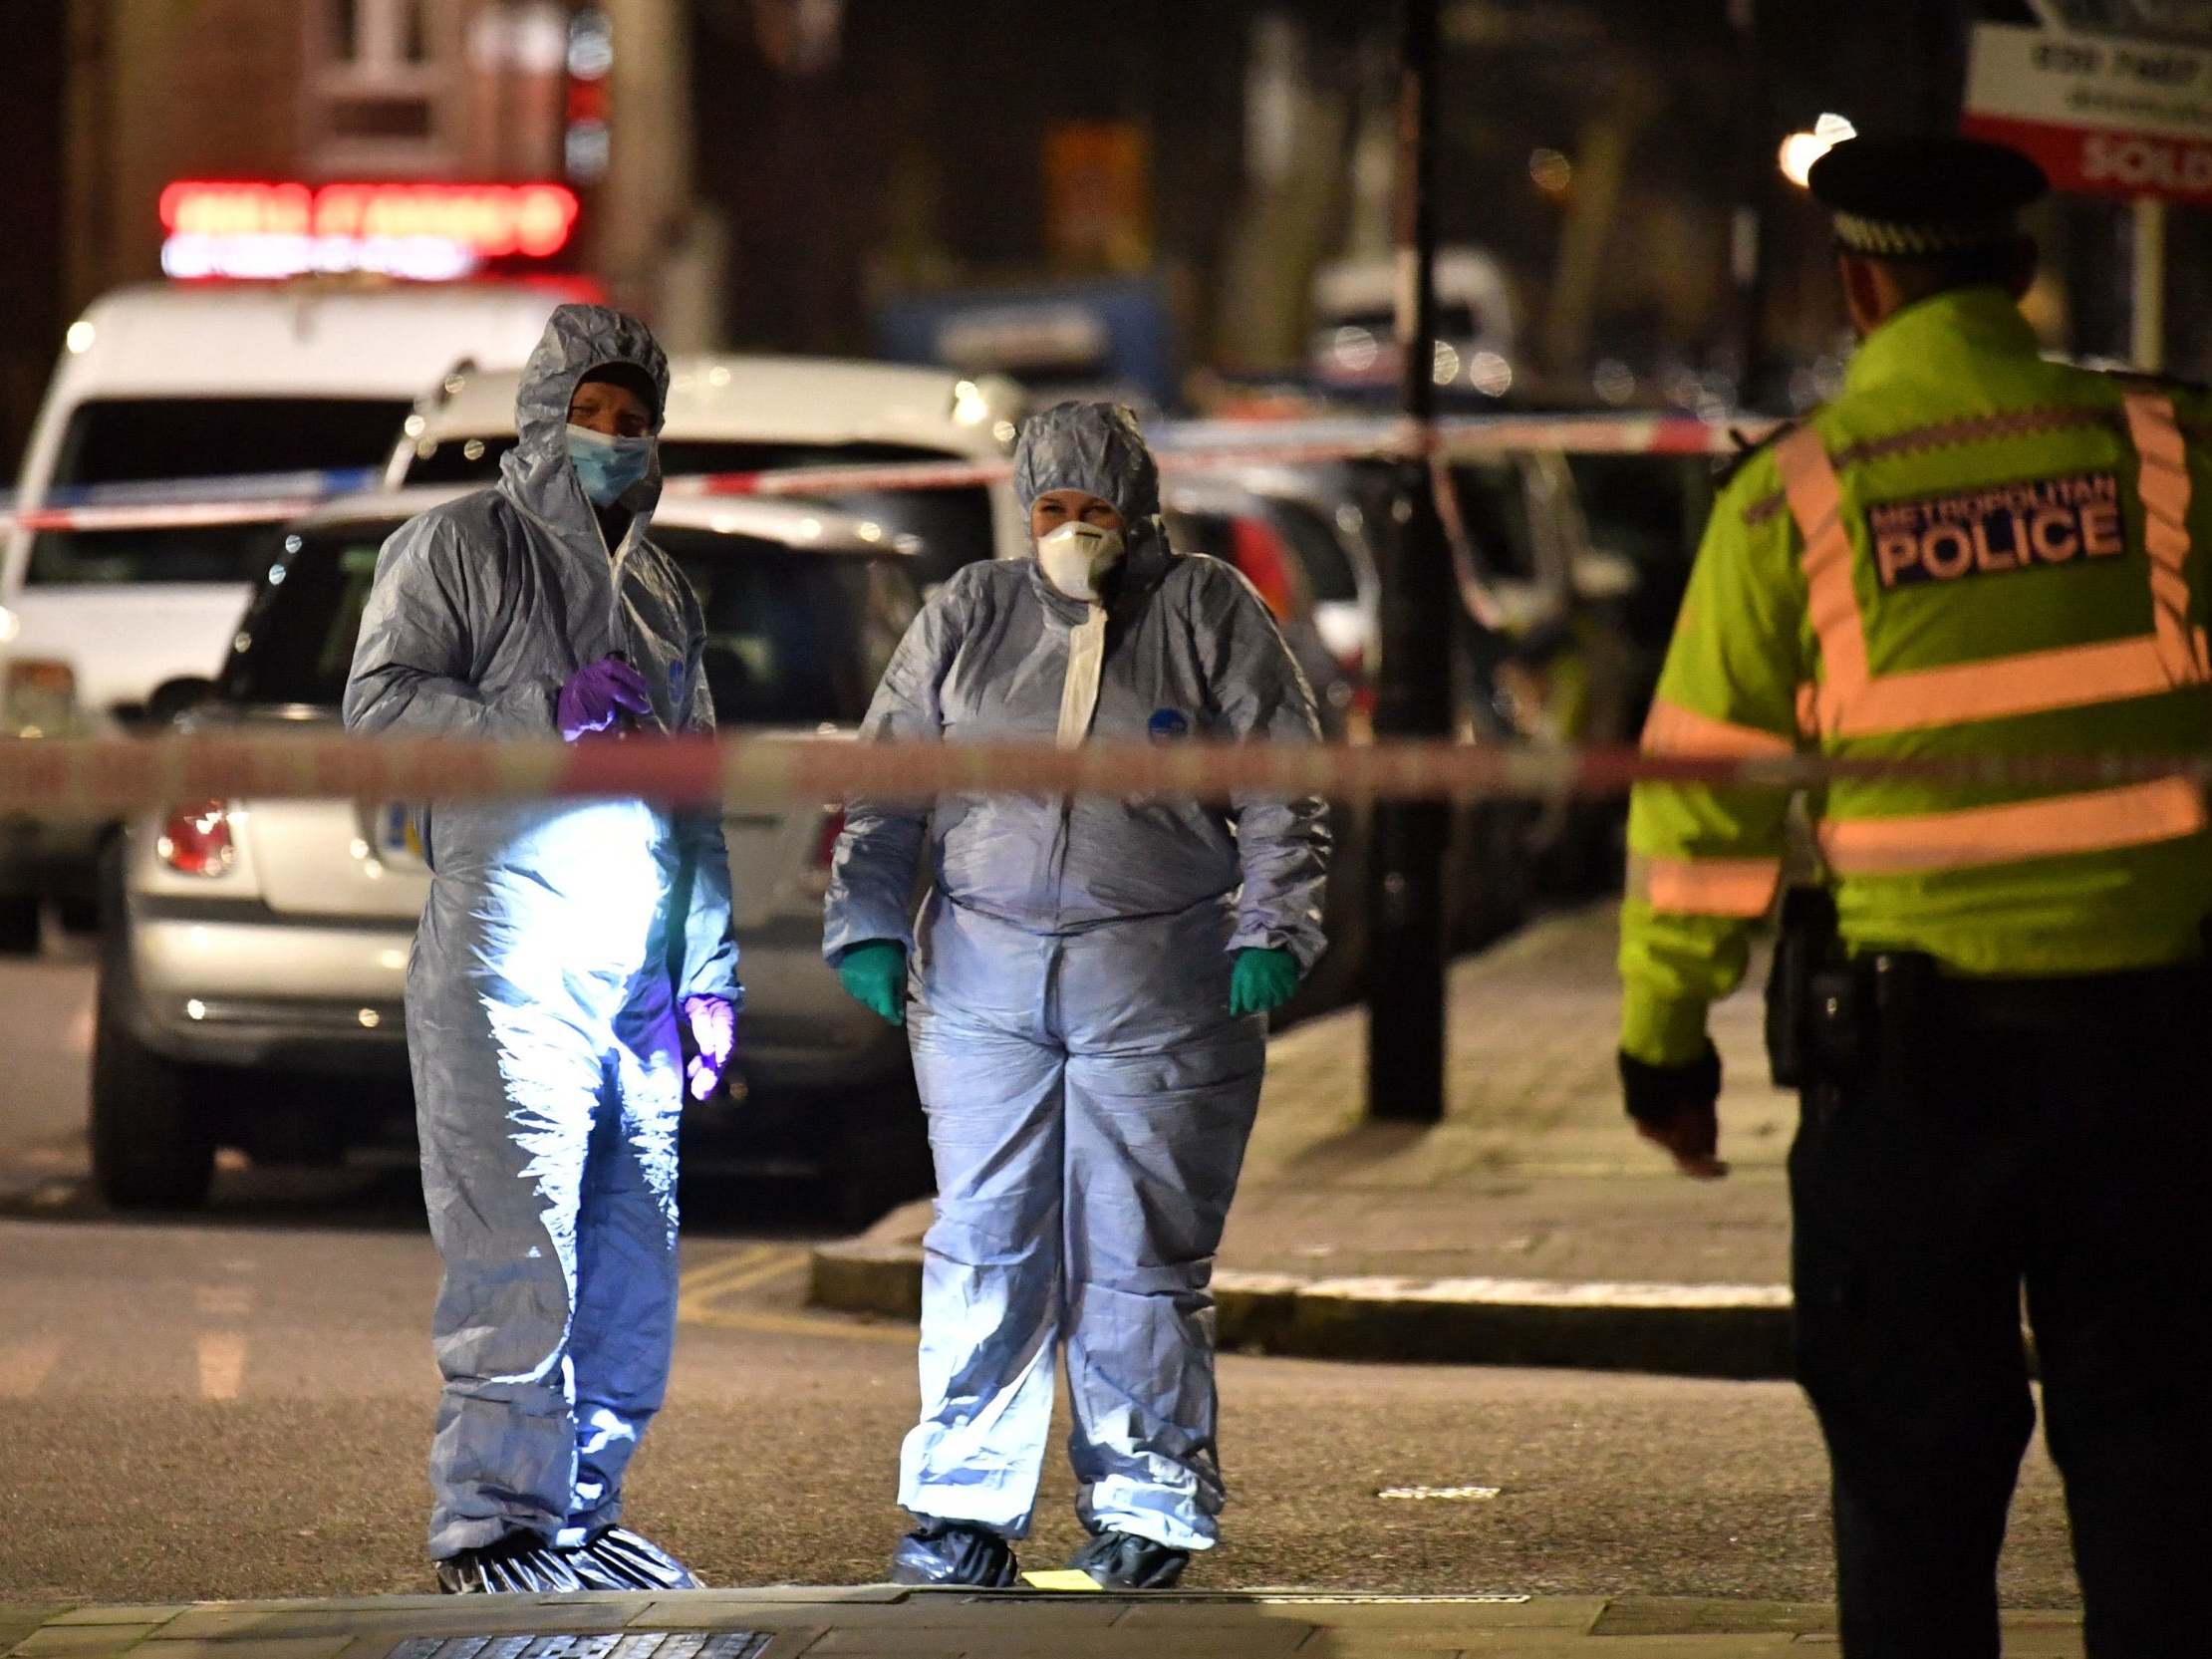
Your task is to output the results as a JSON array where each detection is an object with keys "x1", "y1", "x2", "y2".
[
  {"x1": 1066, "y1": 1528, "x2": 1190, "y2": 1589},
  {"x1": 566, "y1": 1525, "x2": 703, "y2": 1591},
  {"x1": 435, "y1": 1531, "x2": 585, "y2": 1594},
  {"x1": 890, "y1": 1519, "x2": 1019, "y2": 1587}
]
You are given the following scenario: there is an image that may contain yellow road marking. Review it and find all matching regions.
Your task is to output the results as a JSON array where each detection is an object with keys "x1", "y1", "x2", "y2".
[
  {"x1": 676, "y1": 1243, "x2": 779, "y2": 1301},
  {"x1": 680, "y1": 1303, "x2": 916, "y2": 1345},
  {"x1": 196, "y1": 1332, "x2": 247, "y2": 1401},
  {"x1": 0, "y1": 1337, "x2": 64, "y2": 1398},
  {"x1": 677, "y1": 1244, "x2": 911, "y2": 1345}
]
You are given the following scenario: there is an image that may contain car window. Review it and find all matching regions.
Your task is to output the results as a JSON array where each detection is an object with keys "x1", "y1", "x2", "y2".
[
  {"x1": 27, "y1": 396, "x2": 413, "y2": 587},
  {"x1": 221, "y1": 520, "x2": 922, "y2": 728},
  {"x1": 403, "y1": 434, "x2": 994, "y2": 586},
  {"x1": 660, "y1": 527, "x2": 921, "y2": 726},
  {"x1": 1438, "y1": 459, "x2": 1539, "y2": 581},
  {"x1": 1331, "y1": 303, "x2": 1485, "y2": 341},
  {"x1": 1262, "y1": 497, "x2": 1359, "y2": 603}
]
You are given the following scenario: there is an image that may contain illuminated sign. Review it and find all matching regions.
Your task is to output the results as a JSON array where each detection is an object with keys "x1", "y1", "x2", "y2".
[{"x1": 159, "y1": 180, "x2": 581, "y2": 282}]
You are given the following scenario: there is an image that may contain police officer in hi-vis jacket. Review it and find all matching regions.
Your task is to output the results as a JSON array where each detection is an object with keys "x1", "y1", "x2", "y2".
[{"x1": 1617, "y1": 136, "x2": 2212, "y2": 1658}]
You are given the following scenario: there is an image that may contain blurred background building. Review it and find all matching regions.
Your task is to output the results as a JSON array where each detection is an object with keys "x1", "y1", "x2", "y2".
[{"x1": 7, "y1": 0, "x2": 2212, "y2": 465}]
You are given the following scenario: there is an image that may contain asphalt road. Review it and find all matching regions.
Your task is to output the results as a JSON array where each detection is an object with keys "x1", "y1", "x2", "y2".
[{"x1": 0, "y1": 946, "x2": 2084, "y2": 1607}]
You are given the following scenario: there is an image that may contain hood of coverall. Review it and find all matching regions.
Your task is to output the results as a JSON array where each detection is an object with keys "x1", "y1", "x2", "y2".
[
  {"x1": 1011, "y1": 402, "x2": 1174, "y2": 611},
  {"x1": 499, "y1": 302, "x2": 672, "y2": 541}
]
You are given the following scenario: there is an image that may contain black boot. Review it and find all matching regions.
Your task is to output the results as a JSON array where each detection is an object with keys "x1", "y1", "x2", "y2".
[
  {"x1": 435, "y1": 1531, "x2": 585, "y2": 1594},
  {"x1": 1066, "y1": 1529, "x2": 1190, "y2": 1589},
  {"x1": 565, "y1": 1526, "x2": 703, "y2": 1591},
  {"x1": 890, "y1": 1519, "x2": 1019, "y2": 1587}
]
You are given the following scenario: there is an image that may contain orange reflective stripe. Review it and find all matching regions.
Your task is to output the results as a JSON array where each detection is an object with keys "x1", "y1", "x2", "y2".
[
  {"x1": 1775, "y1": 427, "x2": 1871, "y2": 696},
  {"x1": 2119, "y1": 391, "x2": 2209, "y2": 684},
  {"x1": 1808, "y1": 635, "x2": 2183, "y2": 734},
  {"x1": 1640, "y1": 697, "x2": 1795, "y2": 757},
  {"x1": 1780, "y1": 398, "x2": 2207, "y2": 737},
  {"x1": 1630, "y1": 854, "x2": 1784, "y2": 917},
  {"x1": 1817, "y1": 777, "x2": 2207, "y2": 876}
]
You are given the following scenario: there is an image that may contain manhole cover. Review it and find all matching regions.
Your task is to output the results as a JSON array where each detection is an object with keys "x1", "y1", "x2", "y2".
[{"x1": 389, "y1": 1634, "x2": 767, "y2": 1659}]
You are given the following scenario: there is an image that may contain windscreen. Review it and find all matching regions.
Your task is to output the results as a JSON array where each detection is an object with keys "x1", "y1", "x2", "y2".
[
  {"x1": 403, "y1": 433, "x2": 994, "y2": 585},
  {"x1": 221, "y1": 520, "x2": 921, "y2": 728},
  {"x1": 26, "y1": 397, "x2": 412, "y2": 586}
]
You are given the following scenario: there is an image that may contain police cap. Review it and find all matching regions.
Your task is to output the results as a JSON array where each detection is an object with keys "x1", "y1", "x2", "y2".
[{"x1": 1806, "y1": 136, "x2": 2049, "y2": 258}]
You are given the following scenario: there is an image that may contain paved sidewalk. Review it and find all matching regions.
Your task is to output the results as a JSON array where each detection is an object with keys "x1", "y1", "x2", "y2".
[
  {"x1": 812, "y1": 905, "x2": 1807, "y2": 1377},
  {"x1": 0, "y1": 1591, "x2": 2090, "y2": 1659}
]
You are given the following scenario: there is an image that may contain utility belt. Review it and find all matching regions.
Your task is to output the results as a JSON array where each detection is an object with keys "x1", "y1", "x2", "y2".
[{"x1": 1764, "y1": 887, "x2": 2212, "y2": 1090}]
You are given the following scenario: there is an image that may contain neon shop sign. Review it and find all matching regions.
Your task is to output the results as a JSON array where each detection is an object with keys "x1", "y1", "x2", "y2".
[{"x1": 159, "y1": 180, "x2": 582, "y2": 282}]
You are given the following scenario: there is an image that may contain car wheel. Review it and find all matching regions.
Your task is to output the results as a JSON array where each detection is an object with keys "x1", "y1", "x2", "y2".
[
  {"x1": 90, "y1": 971, "x2": 217, "y2": 1211},
  {"x1": 0, "y1": 896, "x2": 41, "y2": 956}
]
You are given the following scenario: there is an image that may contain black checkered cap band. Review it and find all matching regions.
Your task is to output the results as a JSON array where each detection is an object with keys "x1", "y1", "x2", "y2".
[{"x1": 1832, "y1": 209, "x2": 2019, "y2": 257}]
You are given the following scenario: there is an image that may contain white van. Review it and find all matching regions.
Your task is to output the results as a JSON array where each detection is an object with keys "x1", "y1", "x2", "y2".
[
  {"x1": 1307, "y1": 246, "x2": 1521, "y2": 397},
  {"x1": 388, "y1": 354, "x2": 1029, "y2": 582},
  {"x1": 0, "y1": 279, "x2": 567, "y2": 946}
]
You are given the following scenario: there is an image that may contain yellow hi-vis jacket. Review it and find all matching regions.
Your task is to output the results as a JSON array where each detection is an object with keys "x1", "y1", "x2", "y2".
[{"x1": 1620, "y1": 286, "x2": 2212, "y2": 1067}]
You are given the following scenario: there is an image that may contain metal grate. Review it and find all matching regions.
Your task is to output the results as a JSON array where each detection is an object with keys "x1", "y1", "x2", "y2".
[{"x1": 389, "y1": 1634, "x2": 768, "y2": 1659}]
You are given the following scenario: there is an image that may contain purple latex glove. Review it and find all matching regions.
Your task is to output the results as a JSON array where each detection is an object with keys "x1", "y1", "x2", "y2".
[
  {"x1": 682, "y1": 993, "x2": 736, "y2": 1102},
  {"x1": 557, "y1": 656, "x2": 653, "y2": 742}
]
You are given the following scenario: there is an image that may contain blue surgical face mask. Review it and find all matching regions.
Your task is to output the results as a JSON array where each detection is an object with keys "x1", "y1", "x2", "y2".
[{"x1": 567, "y1": 422, "x2": 655, "y2": 506}]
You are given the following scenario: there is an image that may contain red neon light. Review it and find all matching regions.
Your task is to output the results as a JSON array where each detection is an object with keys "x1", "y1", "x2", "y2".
[{"x1": 159, "y1": 180, "x2": 581, "y2": 259}]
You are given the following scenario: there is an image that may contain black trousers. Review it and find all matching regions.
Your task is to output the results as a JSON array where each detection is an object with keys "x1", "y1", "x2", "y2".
[{"x1": 1790, "y1": 960, "x2": 2212, "y2": 1659}]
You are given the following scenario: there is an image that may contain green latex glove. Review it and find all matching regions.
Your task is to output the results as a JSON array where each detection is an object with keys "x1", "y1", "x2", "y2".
[
  {"x1": 1229, "y1": 947, "x2": 1300, "y2": 1018},
  {"x1": 838, "y1": 940, "x2": 908, "y2": 1026}
]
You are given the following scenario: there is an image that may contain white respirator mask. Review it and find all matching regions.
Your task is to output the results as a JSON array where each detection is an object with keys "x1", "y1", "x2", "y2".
[{"x1": 1036, "y1": 520, "x2": 1125, "y2": 602}]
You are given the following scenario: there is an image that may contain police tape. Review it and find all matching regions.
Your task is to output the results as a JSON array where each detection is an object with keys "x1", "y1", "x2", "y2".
[
  {"x1": 0, "y1": 413, "x2": 1775, "y2": 533},
  {"x1": 0, "y1": 731, "x2": 2202, "y2": 816}
]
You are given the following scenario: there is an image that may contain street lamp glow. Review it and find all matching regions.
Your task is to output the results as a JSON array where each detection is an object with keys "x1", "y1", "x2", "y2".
[{"x1": 1779, "y1": 113, "x2": 1858, "y2": 188}]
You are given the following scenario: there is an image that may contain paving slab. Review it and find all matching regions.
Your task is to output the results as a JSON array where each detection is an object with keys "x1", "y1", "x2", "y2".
[{"x1": 9, "y1": 1626, "x2": 169, "y2": 1657}]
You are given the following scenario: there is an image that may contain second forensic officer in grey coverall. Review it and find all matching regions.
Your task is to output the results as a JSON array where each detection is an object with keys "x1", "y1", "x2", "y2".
[{"x1": 822, "y1": 402, "x2": 1330, "y2": 1590}]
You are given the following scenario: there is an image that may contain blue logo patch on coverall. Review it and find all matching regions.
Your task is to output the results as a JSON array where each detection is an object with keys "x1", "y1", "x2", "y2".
[
  {"x1": 1867, "y1": 471, "x2": 2126, "y2": 590},
  {"x1": 1148, "y1": 707, "x2": 1191, "y2": 741}
]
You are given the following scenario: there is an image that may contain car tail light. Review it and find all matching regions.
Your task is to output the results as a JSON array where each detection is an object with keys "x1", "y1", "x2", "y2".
[
  {"x1": 1229, "y1": 516, "x2": 1299, "y2": 623},
  {"x1": 814, "y1": 805, "x2": 848, "y2": 867},
  {"x1": 796, "y1": 804, "x2": 846, "y2": 898},
  {"x1": 5, "y1": 657, "x2": 78, "y2": 738},
  {"x1": 157, "y1": 800, "x2": 234, "y2": 877}
]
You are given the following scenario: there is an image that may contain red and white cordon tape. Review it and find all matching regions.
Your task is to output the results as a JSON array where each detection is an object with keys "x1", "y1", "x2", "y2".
[
  {"x1": 0, "y1": 732, "x2": 2200, "y2": 816},
  {"x1": 2, "y1": 414, "x2": 1779, "y2": 533}
]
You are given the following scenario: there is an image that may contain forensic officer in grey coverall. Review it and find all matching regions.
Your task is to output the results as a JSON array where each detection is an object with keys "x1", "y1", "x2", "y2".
[
  {"x1": 347, "y1": 304, "x2": 738, "y2": 1595},
  {"x1": 823, "y1": 402, "x2": 1330, "y2": 1589}
]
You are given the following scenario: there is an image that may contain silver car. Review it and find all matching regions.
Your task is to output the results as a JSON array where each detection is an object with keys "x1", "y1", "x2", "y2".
[{"x1": 92, "y1": 486, "x2": 928, "y2": 1217}]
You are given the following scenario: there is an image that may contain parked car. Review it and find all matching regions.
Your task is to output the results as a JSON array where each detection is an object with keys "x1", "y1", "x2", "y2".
[
  {"x1": 1160, "y1": 486, "x2": 1369, "y2": 1016},
  {"x1": 1429, "y1": 449, "x2": 1645, "y2": 899},
  {"x1": 1308, "y1": 247, "x2": 1521, "y2": 401},
  {"x1": 93, "y1": 487, "x2": 931, "y2": 1220},
  {"x1": 0, "y1": 279, "x2": 570, "y2": 951},
  {"x1": 388, "y1": 354, "x2": 1029, "y2": 586},
  {"x1": 1170, "y1": 461, "x2": 1380, "y2": 683}
]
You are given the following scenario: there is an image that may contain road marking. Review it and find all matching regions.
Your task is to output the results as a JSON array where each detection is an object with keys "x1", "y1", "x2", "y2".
[
  {"x1": 1378, "y1": 1484, "x2": 1503, "y2": 1502},
  {"x1": 693, "y1": 1246, "x2": 807, "y2": 1298},
  {"x1": 194, "y1": 1286, "x2": 254, "y2": 1318},
  {"x1": 676, "y1": 1243, "x2": 778, "y2": 1301},
  {"x1": 0, "y1": 1337, "x2": 64, "y2": 1397},
  {"x1": 679, "y1": 1302, "x2": 915, "y2": 1346},
  {"x1": 196, "y1": 1332, "x2": 247, "y2": 1400}
]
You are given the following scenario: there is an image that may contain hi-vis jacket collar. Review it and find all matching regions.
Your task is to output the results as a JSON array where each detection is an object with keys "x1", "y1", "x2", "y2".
[{"x1": 1844, "y1": 288, "x2": 2042, "y2": 399}]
